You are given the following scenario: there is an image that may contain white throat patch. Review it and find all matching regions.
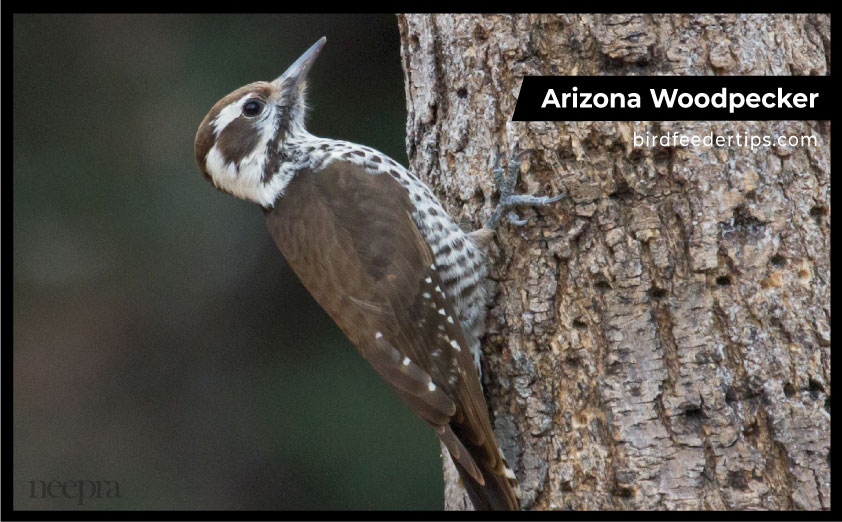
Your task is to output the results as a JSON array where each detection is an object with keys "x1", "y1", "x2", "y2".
[{"x1": 205, "y1": 95, "x2": 293, "y2": 207}]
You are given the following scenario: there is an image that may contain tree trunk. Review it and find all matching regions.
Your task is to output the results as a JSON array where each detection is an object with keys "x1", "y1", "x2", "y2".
[{"x1": 397, "y1": 13, "x2": 830, "y2": 511}]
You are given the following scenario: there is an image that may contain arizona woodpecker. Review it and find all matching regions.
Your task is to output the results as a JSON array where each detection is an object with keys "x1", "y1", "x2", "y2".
[{"x1": 194, "y1": 37, "x2": 562, "y2": 510}]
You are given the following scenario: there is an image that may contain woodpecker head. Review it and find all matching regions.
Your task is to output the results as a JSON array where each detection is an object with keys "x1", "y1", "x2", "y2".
[{"x1": 194, "y1": 37, "x2": 326, "y2": 206}]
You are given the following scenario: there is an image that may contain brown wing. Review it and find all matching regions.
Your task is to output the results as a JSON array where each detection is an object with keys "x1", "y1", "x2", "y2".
[{"x1": 265, "y1": 161, "x2": 519, "y2": 509}]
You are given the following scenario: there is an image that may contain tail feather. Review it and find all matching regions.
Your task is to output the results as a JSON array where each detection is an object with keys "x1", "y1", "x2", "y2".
[
  {"x1": 437, "y1": 425, "x2": 484, "y2": 485},
  {"x1": 439, "y1": 423, "x2": 521, "y2": 510},
  {"x1": 452, "y1": 456, "x2": 521, "y2": 510}
]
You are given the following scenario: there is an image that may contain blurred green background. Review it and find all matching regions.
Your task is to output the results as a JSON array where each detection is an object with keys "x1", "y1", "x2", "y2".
[{"x1": 13, "y1": 14, "x2": 444, "y2": 510}]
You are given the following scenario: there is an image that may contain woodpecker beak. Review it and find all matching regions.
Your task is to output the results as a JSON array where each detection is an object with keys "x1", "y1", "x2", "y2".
[{"x1": 273, "y1": 37, "x2": 326, "y2": 88}]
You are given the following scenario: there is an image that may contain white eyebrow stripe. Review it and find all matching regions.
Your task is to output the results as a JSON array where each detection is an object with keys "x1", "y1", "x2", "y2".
[{"x1": 211, "y1": 94, "x2": 252, "y2": 135}]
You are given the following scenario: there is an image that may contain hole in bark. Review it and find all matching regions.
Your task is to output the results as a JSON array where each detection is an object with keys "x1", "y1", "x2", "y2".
[
  {"x1": 602, "y1": 55, "x2": 627, "y2": 72},
  {"x1": 472, "y1": 24, "x2": 488, "y2": 41},
  {"x1": 783, "y1": 382, "x2": 796, "y2": 398},
  {"x1": 725, "y1": 386, "x2": 739, "y2": 404},
  {"x1": 594, "y1": 279, "x2": 612, "y2": 291},
  {"x1": 608, "y1": 180, "x2": 634, "y2": 200},
  {"x1": 456, "y1": 87, "x2": 468, "y2": 99},
  {"x1": 809, "y1": 205, "x2": 828, "y2": 218},
  {"x1": 572, "y1": 318, "x2": 587, "y2": 329},
  {"x1": 613, "y1": 486, "x2": 634, "y2": 498},
  {"x1": 557, "y1": 146, "x2": 576, "y2": 161},
  {"x1": 683, "y1": 404, "x2": 704, "y2": 419},
  {"x1": 733, "y1": 205, "x2": 765, "y2": 229},
  {"x1": 716, "y1": 275, "x2": 732, "y2": 286},
  {"x1": 649, "y1": 287, "x2": 668, "y2": 299},
  {"x1": 808, "y1": 378, "x2": 825, "y2": 400},
  {"x1": 653, "y1": 146, "x2": 674, "y2": 161},
  {"x1": 727, "y1": 470, "x2": 749, "y2": 491},
  {"x1": 721, "y1": 205, "x2": 767, "y2": 240},
  {"x1": 608, "y1": 141, "x2": 626, "y2": 154},
  {"x1": 770, "y1": 254, "x2": 786, "y2": 267}
]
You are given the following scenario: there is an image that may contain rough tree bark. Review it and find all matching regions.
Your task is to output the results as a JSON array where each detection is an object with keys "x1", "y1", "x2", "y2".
[{"x1": 397, "y1": 14, "x2": 830, "y2": 511}]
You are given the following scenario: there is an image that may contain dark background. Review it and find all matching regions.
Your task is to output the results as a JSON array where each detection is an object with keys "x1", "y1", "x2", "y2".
[{"x1": 13, "y1": 14, "x2": 444, "y2": 510}]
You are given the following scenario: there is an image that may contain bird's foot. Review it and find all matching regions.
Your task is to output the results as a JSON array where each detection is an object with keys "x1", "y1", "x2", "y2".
[{"x1": 484, "y1": 149, "x2": 564, "y2": 230}]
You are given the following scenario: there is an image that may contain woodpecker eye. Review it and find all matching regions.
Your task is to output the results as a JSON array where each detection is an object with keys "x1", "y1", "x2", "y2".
[{"x1": 242, "y1": 99, "x2": 264, "y2": 118}]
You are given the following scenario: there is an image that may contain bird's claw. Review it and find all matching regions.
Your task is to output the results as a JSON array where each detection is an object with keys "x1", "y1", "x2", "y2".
[{"x1": 485, "y1": 148, "x2": 564, "y2": 230}]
